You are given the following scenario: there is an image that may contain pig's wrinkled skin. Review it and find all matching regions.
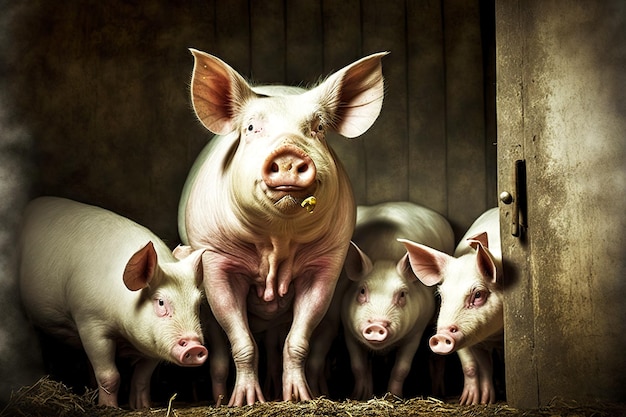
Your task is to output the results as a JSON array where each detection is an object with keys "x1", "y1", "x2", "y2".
[
  {"x1": 20, "y1": 197, "x2": 208, "y2": 409},
  {"x1": 400, "y1": 207, "x2": 502, "y2": 405},
  {"x1": 178, "y1": 49, "x2": 386, "y2": 405},
  {"x1": 339, "y1": 202, "x2": 454, "y2": 399}
]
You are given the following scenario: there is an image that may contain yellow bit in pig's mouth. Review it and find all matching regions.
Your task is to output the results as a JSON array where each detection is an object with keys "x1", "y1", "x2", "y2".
[{"x1": 301, "y1": 196, "x2": 317, "y2": 213}]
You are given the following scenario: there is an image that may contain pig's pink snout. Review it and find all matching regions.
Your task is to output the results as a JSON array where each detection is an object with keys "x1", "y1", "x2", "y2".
[
  {"x1": 429, "y1": 326, "x2": 459, "y2": 355},
  {"x1": 363, "y1": 321, "x2": 390, "y2": 342},
  {"x1": 175, "y1": 338, "x2": 208, "y2": 366},
  {"x1": 262, "y1": 145, "x2": 316, "y2": 190}
]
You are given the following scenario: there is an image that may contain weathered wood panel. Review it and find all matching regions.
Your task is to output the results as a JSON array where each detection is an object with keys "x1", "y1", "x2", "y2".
[{"x1": 497, "y1": 0, "x2": 626, "y2": 407}]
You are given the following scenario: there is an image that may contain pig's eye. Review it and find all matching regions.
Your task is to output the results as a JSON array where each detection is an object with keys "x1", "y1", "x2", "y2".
[
  {"x1": 470, "y1": 289, "x2": 488, "y2": 307},
  {"x1": 154, "y1": 298, "x2": 171, "y2": 317},
  {"x1": 247, "y1": 124, "x2": 254, "y2": 132},
  {"x1": 357, "y1": 286, "x2": 368, "y2": 303}
]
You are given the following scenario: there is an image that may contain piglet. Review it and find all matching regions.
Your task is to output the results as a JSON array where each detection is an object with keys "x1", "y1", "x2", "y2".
[
  {"x1": 178, "y1": 49, "x2": 387, "y2": 405},
  {"x1": 400, "y1": 207, "x2": 502, "y2": 404},
  {"x1": 340, "y1": 202, "x2": 455, "y2": 399},
  {"x1": 19, "y1": 197, "x2": 208, "y2": 409}
]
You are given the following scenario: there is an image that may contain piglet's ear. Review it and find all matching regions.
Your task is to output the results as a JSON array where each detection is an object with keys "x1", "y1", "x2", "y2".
[
  {"x1": 398, "y1": 238, "x2": 451, "y2": 286},
  {"x1": 396, "y1": 254, "x2": 417, "y2": 283},
  {"x1": 123, "y1": 241, "x2": 158, "y2": 291},
  {"x1": 190, "y1": 49, "x2": 259, "y2": 135},
  {"x1": 475, "y1": 244, "x2": 499, "y2": 285},
  {"x1": 344, "y1": 241, "x2": 373, "y2": 282},
  {"x1": 312, "y1": 52, "x2": 388, "y2": 138},
  {"x1": 467, "y1": 231, "x2": 489, "y2": 250}
]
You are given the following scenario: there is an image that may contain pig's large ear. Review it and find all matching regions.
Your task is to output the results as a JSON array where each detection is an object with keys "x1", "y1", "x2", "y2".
[
  {"x1": 123, "y1": 241, "x2": 158, "y2": 291},
  {"x1": 189, "y1": 49, "x2": 258, "y2": 135},
  {"x1": 398, "y1": 238, "x2": 451, "y2": 286},
  {"x1": 344, "y1": 241, "x2": 373, "y2": 281},
  {"x1": 172, "y1": 244, "x2": 205, "y2": 287},
  {"x1": 467, "y1": 232, "x2": 489, "y2": 250},
  {"x1": 475, "y1": 244, "x2": 498, "y2": 285},
  {"x1": 181, "y1": 248, "x2": 206, "y2": 287},
  {"x1": 313, "y1": 52, "x2": 388, "y2": 138},
  {"x1": 396, "y1": 254, "x2": 417, "y2": 283}
]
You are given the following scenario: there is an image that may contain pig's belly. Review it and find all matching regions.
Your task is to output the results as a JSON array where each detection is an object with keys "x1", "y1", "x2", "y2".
[{"x1": 246, "y1": 284, "x2": 295, "y2": 321}]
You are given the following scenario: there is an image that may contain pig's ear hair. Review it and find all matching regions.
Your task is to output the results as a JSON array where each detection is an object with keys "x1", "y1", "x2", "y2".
[
  {"x1": 475, "y1": 244, "x2": 498, "y2": 285},
  {"x1": 398, "y1": 238, "x2": 450, "y2": 286},
  {"x1": 467, "y1": 232, "x2": 489, "y2": 250},
  {"x1": 189, "y1": 49, "x2": 258, "y2": 135},
  {"x1": 344, "y1": 241, "x2": 373, "y2": 282},
  {"x1": 123, "y1": 241, "x2": 158, "y2": 291},
  {"x1": 313, "y1": 52, "x2": 388, "y2": 138}
]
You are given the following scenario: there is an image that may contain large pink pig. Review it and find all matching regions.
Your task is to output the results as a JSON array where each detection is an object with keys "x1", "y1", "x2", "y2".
[
  {"x1": 19, "y1": 197, "x2": 208, "y2": 409},
  {"x1": 178, "y1": 49, "x2": 386, "y2": 405},
  {"x1": 340, "y1": 202, "x2": 454, "y2": 399},
  {"x1": 399, "y1": 207, "x2": 502, "y2": 404}
]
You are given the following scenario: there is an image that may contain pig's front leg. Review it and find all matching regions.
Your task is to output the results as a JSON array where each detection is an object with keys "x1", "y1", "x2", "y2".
[
  {"x1": 78, "y1": 326, "x2": 120, "y2": 408},
  {"x1": 129, "y1": 357, "x2": 159, "y2": 409},
  {"x1": 345, "y1": 333, "x2": 373, "y2": 399},
  {"x1": 204, "y1": 257, "x2": 265, "y2": 406},
  {"x1": 281, "y1": 271, "x2": 338, "y2": 402},
  {"x1": 387, "y1": 330, "x2": 424, "y2": 397},
  {"x1": 457, "y1": 346, "x2": 495, "y2": 404}
]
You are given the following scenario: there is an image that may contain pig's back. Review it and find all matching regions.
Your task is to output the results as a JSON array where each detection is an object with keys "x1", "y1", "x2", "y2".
[
  {"x1": 354, "y1": 201, "x2": 455, "y2": 261},
  {"x1": 19, "y1": 197, "x2": 172, "y2": 325}
]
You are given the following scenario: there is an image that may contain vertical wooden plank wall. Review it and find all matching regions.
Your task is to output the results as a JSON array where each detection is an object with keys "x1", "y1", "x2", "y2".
[{"x1": 4, "y1": 0, "x2": 494, "y2": 246}]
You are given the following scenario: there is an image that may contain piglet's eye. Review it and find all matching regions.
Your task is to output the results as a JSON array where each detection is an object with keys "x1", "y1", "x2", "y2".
[
  {"x1": 155, "y1": 298, "x2": 171, "y2": 317},
  {"x1": 470, "y1": 289, "x2": 488, "y2": 307},
  {"x1": 247, "y1": 124, "x2": 254, "y2": 132}
]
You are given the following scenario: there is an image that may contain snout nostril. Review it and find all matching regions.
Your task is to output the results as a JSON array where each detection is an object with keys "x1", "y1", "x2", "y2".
[
  {"x1": 378, "y1": 330, "x2": 385, "y2": 335},
  {"x1": 297, "y1": 164, "x2": 308, "y2": 173},
  {"x1": 445, "y1": 339, "x2": 452, "y2": 345},
  {"x1": 271, "y1": 162, "x2": 279, "y2": 173}
]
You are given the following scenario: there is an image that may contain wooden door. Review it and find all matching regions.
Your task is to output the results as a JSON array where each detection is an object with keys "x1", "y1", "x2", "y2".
[{"x1": 496, "y1": 0, "x2": 626, "y2": 407}]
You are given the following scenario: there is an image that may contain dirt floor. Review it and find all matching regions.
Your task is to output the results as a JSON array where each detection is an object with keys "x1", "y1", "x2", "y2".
[{"x1": 1, "y1": 377, "x2": 625, "y2": 417}]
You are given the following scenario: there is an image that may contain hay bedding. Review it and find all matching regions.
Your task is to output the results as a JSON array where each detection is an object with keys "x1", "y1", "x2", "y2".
[{"x1": 1, "y1": 378, "x2": 624, "y2": 417}]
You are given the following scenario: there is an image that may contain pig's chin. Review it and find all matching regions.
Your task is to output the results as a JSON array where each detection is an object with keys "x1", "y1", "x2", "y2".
[
  {"x1": 263, "y1": 186, "x2": 317, "y2": 214},
  {"x1": 361, "y1": 338, "x2": 395, "y2": 353}
]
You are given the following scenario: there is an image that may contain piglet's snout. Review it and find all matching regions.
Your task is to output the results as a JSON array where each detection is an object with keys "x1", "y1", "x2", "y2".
[
  {"x1": 262, "y1": 145, "x2": 316, "y2": 190},
  {"x1": 174, "y1": 337, "x2": 208, "y2": 366},
  {"x1": 429, "y1": 326, "x2": 459, "y2": 355},
  {"x1": 362, "y1": 320, "x2": 390, "y2": 342}
]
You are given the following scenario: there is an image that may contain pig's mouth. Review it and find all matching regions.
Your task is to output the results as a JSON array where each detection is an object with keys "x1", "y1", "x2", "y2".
[{"x1": 265, "y1": 185, "x2": 318, "y2": 212}]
